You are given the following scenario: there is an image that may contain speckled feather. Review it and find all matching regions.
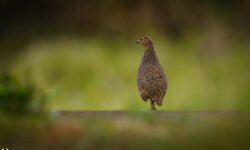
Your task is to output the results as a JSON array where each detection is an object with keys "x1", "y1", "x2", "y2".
[{"x1": 137, "y1": 39, "x2": 167, "y2": 106}]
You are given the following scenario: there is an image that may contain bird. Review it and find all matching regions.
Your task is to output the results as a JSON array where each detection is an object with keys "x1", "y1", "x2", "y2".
[{"x1": 136, "y1": 36, "x2": 167, "y2": 111}]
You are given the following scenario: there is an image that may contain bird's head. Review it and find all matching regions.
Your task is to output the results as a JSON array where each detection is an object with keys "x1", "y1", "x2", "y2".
[{"x1": 136, "y1": 36, "x2": 153, "y2": 47}]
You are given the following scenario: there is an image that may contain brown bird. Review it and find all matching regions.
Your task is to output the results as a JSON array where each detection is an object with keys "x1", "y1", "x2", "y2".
[{"x1": 137, "y1": 36, "x2": 167, "y2": 111}]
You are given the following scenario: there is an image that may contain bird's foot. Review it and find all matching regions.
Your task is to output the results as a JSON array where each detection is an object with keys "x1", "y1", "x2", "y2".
[
  {"x1": 150, "y1": 100, "x2": 158, "y2": 111},
  {"x1": 151, "y1": 107, "x2": 158, "y2": 112}
]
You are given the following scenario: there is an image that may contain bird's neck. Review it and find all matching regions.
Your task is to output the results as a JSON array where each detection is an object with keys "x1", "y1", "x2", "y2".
[
  {"x1": 142, "y1": 44, "x2": 158, "y2": 64},
  {"x1": 145, "y1": 43, "x2": 154, "y2": 51}
]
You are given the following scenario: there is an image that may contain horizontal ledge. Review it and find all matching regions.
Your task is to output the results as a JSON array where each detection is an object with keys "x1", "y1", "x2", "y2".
[{"x1": 52, "y1": 110, "x2": 250, "y2": 117}]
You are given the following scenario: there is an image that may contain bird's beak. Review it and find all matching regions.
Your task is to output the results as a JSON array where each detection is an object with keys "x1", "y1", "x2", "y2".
[{"x1": 136, "y1": 40, "x2": 140, "y2": 43}]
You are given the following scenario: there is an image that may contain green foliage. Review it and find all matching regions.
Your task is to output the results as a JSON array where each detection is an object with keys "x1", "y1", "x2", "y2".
[
  {"x1": 0, "y1": 73, "x2": 45, "y2": 114},
  {"x1": 11, "y1": 33, "x2": 250, "y2": 110}
]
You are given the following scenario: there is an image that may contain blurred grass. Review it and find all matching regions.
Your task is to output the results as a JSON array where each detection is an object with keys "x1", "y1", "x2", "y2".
[
  {"x1": 10, "y1": 32, "x2": 250, "y2": 110},
  {"x1": 1, "y1": 111, "x2": 250, "y2": 150}
]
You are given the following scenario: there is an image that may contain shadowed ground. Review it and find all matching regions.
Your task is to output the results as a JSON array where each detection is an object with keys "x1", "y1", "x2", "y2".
[{"x1": 1, "y1": 111, "x2": 250, "y2": 150}]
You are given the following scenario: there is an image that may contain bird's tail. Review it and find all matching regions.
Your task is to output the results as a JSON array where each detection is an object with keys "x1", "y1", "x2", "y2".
[
  {"x1": 156, "y1": 101, "x2": 162, "y2": 106},
  {"x1": 151, "y1": 98, "x2": 162, "y2": 106}
]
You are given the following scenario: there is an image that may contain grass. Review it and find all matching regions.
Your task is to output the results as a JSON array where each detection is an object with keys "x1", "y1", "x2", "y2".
[
  {"x1": 9, "y1": 32, "x2": 250, "y2": 110},
  {"x1": 0, "y1": 111, "x2": 250, "y2": 150}
]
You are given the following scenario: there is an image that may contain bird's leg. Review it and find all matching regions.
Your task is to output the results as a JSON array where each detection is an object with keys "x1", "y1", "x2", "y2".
[{"x1": 150, "y1": 100, "x2": 157, "y2": 111}]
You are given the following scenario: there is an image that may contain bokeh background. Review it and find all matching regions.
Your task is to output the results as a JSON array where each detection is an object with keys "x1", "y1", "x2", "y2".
[{"x1": 1, "y1": 0, "x2": 250, "y2": 111}]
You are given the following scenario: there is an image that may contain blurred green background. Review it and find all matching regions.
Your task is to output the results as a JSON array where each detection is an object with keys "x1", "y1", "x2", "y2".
[{"x1": 1, "y1": 0, "x2": 250, "y2": 111}]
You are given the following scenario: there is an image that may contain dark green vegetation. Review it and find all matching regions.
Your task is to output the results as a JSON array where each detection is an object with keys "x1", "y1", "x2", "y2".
[
  {"x1": 1, "y1": 111, "x2": 250, "y2": 150},
  {"x1": 0, "y1": 73, "x2": 46, "y2": 114}
]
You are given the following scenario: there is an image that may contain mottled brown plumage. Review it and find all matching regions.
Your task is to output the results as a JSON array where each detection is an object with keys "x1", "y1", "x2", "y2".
[{"x1": 137, "y1": 36, "x2": 167, "y2": 111}]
